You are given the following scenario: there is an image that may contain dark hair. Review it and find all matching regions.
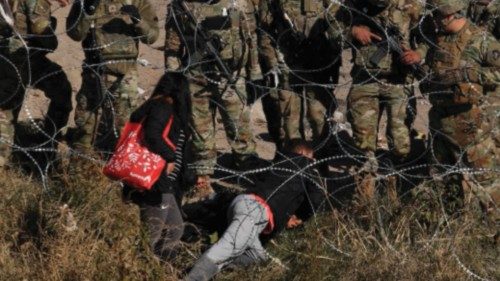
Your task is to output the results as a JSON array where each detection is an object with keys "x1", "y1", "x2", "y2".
[
  {"x1": 284, "y1": 138, "x2": 312, "y2": 154},
  {"x1": 151, "y1": 72, "x2": 191, "y2": 132},
  {"x1": 151, "y1": 72, "x2": 188, "y2": 99}
]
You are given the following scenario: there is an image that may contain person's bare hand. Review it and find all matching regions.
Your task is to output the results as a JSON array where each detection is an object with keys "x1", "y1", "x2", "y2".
[
  {"x1": 165, "y1": 163, "x2": 175, "y2": 175},
  {"x1": 195, "y1": 175, "x2": 209, "y2": 189},
  {"x1": 351, "y1": 25, "x2": 382, "y2": 45},
  {"x1": 53, "y1": 0, "x2": 69, "y2": 7},
  {"x1": 401, "y1": 46, "x2": 421, "y2": 65},
  {"x1": 286, "y1": 215, "x2": 303, "y2": 229}
]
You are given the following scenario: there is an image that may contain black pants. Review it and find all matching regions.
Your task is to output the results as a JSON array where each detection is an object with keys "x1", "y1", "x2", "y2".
[{"x1": 139, "y1": 193, "x2": 184, "y2": 261}]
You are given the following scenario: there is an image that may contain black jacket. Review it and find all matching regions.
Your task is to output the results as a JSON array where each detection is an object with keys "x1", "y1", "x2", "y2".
[
  {"x1": 248, "y1": 152, "x2": 328, "y2": 236},
  {"x1": 123, "y1": 98, "x2": 190, "y2": 205}
]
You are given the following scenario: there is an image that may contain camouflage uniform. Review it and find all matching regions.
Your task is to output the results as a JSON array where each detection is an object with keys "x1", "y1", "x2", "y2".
[
  {"x1": 0, "y1": 0, "x2": 72, "y2": 167},
  {"x1": 421, "y1": 6, "x2": 499, "y2": 210},
  {"x1": 347, "y1": 0, "x2": 425, "y2": 157},
  {"x1": 164, "y1": 0, "x2": 261, "y2": 176},
  {"x1": 66, "y1": 0, "x2": 159, "y2": 153},
  {"x1": 345, "y1": 0, "x2": 425, "y2": 202},
  {"x1": 467, "y1": 0, "x2": 500, "y2": 39},
  {"x1": 258, "y1": 0, "x2": 344, "y2": 146}
]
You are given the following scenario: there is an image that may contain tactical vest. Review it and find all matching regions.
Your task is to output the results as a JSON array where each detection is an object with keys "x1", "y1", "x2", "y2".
[
  {"x1": 428, "y1": 22, "x2": 483, "y2": 105},
  {"x1": 278, "y1": 0, "x2": 328, "y2": 37},
  {"x1": 90, "y1": 0, "x2": 139, "y2": 61},
  {"x1": 353, "y1": 0, "x2": 417, "y2": 72},
  {"x1": 185, "y1": 0, "x2": 257, "y2": 66}
]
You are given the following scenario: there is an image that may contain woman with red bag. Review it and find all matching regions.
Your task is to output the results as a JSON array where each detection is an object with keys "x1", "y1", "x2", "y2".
[{"x1": 122, "y1": 73, "x2": 192, "y2": 261}]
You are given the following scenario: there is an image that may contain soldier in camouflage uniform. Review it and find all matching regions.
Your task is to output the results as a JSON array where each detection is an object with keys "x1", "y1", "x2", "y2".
[
  {"x1": 346, "y1": 0, "x2": 426, "y2": 203},
  {"x1": 0, "y1": 0, "x2": 72, "y2": 167},
  {"x1": 66, "y1": 0, "x2": 159, "y2": 153},
  {"x1": 257, "y1": 0, "x2": 345, "y2": 150},
  {"x1": 467, "y1": 0, "x2": 499, "y2": 39},
  {"x1": 421, "y1": 0, "x2": 499, "y2": 213},
  {"x1": 164, "y1": 0, "x2": 262, "y2": 188}
]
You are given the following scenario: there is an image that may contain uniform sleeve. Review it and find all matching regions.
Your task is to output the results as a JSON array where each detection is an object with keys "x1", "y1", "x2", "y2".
[
  {"x1": 410, "y1": 11, "x2": 434, "y2": 62},
  {"x1": 164, "y1": 2, "x2": 185, "y2": 70},
  {"x1": 462, "y1": 34, "x2": 500, "y2": 87},
  {"x1": 257, "y1": 0, "x2": 278, "y2": 70},
  {"x1": 134, "y1": 0, "x2": 159, "y2": 44},
  {"x1": 144, "y1": 104, "x2": 176, "y2": 162},
  {"x1": 66, "y1": 0, "x2": 91, "y2": 42},
  {"x1": 325, "y1": 2, "x2": 352, "y2": 51}
]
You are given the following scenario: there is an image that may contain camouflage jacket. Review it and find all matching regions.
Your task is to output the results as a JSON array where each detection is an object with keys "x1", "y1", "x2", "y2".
[
  {"x1": 257, "y1": 0, "x2": 348, "y2": 71},
  {"x1": 467, "y1": 0, "x2": 499, "y2": 39},
  {"x1": 0, "y1": 0, "x2": 57, "y2": 55},
  {"x1": 425, "y1": 20, "x2": 500, "y2": 105},
  {"x1": 66, "y1": 0, "x2": 159, "y2": 74},
  {"x1": 164, "y1": 0, "x2": 262, "y2": 81},
  {"x1": 349, "y1": 0, "x2": 426, "y2": 75}
]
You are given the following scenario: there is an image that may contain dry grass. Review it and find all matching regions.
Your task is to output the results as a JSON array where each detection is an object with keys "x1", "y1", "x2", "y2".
[{"x1": 0, "y1": 163, "x2": 498, "y2": 281}]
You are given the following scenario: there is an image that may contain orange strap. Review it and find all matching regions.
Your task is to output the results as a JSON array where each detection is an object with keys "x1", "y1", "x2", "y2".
[
  {"x1": 251, "y1": 194, "x2": 275, "y2": 235},
  {"x1": 161, "y1": 116, "x2": 176, "y2": 150}
]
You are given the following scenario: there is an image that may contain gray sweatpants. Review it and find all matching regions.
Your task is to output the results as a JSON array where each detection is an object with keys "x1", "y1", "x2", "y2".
[
  {"x1": 187, "y1": 194, "x2": 270, "y2": 281},
  {"x1": 139, "y1": 193, "x2": 184, "y2": 261}
]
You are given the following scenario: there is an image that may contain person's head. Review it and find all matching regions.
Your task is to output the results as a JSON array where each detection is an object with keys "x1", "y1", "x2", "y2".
[
  {"x1": 284, "y1": 139, "x2": 314, "y2": 159},
  {"x1": 151, "y1": 72, "x2": 189, "y2": 105},
  {"x1": 432, "y1": 0, "x2": 468, "y2": 33},
  {"x1": 150, "y1": 72, "x2": 191, "y2": 129}
]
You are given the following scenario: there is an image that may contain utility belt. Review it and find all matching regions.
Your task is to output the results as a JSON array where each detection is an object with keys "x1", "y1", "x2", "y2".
[
  {"x1": 351, "y1": 65, "x2": 403, "y2": 83},
  {"x1": 84, "y1": 57, "x2": 137, "y2": 76}
]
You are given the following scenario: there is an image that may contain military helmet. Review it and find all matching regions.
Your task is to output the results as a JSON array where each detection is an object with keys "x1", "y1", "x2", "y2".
[{"x1": 431, "y1": 0, "x2": 467, "y2": 15}]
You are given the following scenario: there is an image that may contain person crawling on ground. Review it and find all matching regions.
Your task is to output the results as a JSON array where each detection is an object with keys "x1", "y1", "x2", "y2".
[
  {"x1": 185, "y1": 139, "x2": 331, "y2": 281},
  {"x1": 122, "y1": 72, "x2": 193, "y2": 261}
]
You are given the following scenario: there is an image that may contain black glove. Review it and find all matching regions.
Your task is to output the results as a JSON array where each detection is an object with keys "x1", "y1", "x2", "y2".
[
  {"x1": 83, "y1": 0, "x2": 99, "y2": 15},
  {"x1": 120, "y1": 5, "x2": 141, "y2": 24}
]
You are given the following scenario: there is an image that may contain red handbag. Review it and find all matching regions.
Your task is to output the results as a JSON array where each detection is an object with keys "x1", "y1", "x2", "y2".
[{"x1": 103, "y1": 116, "x2": 175, "y2": 190}]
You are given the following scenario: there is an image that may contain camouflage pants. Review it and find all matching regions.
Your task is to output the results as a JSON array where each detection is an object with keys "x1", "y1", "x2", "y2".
[
  {"x1": 271, "y1": 66, "x2": 338, "y2": 146},
  {"x1": 348, "y1": 76, "x2": 410, "y2": 157},
  {"x1": 72, "y1": 67, "x2": 139, "y2": 153},
  {"x1": 0, "y1": 54, "x2": 72, "y2": 165},
  {"x1": 429, "y1": 102, "x2": 499, "y2": 209},
  {"x1": 189, "y1": 73, "x2": 256, "y2": 176},
  {"x1": 249, "y1": 84, "x2": 299, "y2": 151}
]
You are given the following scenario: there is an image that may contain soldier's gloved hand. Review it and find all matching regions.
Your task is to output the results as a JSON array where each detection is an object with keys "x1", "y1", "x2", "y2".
[
  {"x1": 120, "y1": 5, "x2": 141, "y2": 24},
  {"x1": 83, "y1": 0, "x2": 99, "y2": 15},
  {"x1": 265, "y1": 65, "x2": 282, "y2": 88}
]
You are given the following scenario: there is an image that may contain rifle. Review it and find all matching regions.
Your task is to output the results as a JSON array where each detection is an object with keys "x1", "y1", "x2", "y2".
[
  {"x1": 171, "y1": 0, "x2": 245, "y2": 103},
  {"x1": 369, "y1": 25, "x2": 427, "y2": 80}
]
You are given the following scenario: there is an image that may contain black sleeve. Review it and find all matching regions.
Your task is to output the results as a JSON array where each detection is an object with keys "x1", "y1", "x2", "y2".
[
  {"x1": 143, "y1": 103, "x2": 176, "y2": 162},
  {"x1": 296, "y1": 169, "x2": 329, "y2": 220}
]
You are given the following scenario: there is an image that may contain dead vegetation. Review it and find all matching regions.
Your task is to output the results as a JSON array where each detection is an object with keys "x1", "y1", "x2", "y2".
[{"x1": 0, "y1": 163, "x2": 498, "y2": 281}]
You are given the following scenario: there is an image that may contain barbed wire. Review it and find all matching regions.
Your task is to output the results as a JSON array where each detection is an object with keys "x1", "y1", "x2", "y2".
[{"x1": 0, "y1": 0, "x2": 497, "y2": 279}]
